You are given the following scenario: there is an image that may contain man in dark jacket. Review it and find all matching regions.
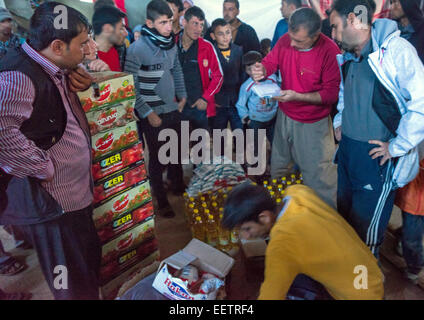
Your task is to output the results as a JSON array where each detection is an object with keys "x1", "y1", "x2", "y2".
[
  {"x1": 390, "y1": 0, "x2": 424, "y2": 63},
  {"x1": 205, "y1": 0, "x2": 261, "y2": 54},
  {"x1": 0, "y1": 3, "x2": 100, "y2": 300}
]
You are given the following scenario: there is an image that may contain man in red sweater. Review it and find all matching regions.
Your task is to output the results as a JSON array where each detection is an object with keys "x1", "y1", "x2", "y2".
[{"x1": 249, "y1": 7, "x2": 340, "y2": 207}]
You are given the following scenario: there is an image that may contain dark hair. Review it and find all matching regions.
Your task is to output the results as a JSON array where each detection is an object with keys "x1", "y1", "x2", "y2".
[
  {"x1": 210, "y1": 18, "x2": 229, "y2": 34},
  {"x1": 93, "y1": 0, "x2": 116, "y2": 11},
  {"x1": 184, "y1": 6, "x2": 205, "y2": 22},
  {"x1": 242, "y1": 50, "x2": 263, "y2": 66},
  {"x1": 289, "y1": 7, "x2": 322, "y2": 37},
  {"x1": 222, "y1": 183, "x2": 276, "y2": 230},
  {"x1": 260, "y1": 38, "x2": 271, "y2": 57},
  {"x1": 166, "y1": 0, "x2": 184, "y2": 12},
  {"x1": 330, "y1": 0, "x2": 376, "y2": 26},
  {"x1": 223, "y1": 0, "x2": 240, "y2": 10},
  {"x1": 92, "y1": 5, "x2": 126, "y2": 36},
  {"x1": 283, "y1": 0, "x2": 302, "y2": 8},
  {"x1": 147, "y1": 0, "x2": 173, "y2": 21},
  {"x1": 28, "y1": 2, "x2": 91, "y2": 51}
]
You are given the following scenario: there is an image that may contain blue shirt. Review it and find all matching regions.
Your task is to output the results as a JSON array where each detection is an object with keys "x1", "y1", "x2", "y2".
[
  {"x1": 236, "y1": 75, "x2": 279, "y2": 123},
  {"x1": 271, "y1": 19, "x2": 288, "y2": 49}
]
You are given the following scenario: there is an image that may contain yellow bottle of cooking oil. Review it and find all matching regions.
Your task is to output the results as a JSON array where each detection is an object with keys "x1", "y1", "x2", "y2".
[
  {"x1": 276, "y1": 198, "x2": 282, "y2": 206},
  {"x1": 201, "y1": 202, "x2": 208, "y2": 217},
  {"x1": 206, "y1": 214, "x2": 219, "y2": 248},
  {"x1": 230, "y1": 228, "x2": 240, "y2": 249},
  {"x1": 226, "y1": 186, "x2": 233, "y2": 195},
  {"x1": 280, "y1": 190, "x2": 286, "y2": 199},
  {"x1": 218, "y1": 213, "x2": 231, "y2": 253},
  {"x1": 299, "y1": 173, "x2": 303, "y2": 183},
  {"x1": 267, "y1": 186, "x2": 273, "y2": 195},
  {"x1": 263, "y1": 180, "x2": 269, "y2": 189},
  {"x1": 186, "y1": 203, "x2": 195, "y2": 224},
  {"x1": 286, "y1": 181, "x2": 292, "y2": 188},
  {"x1": 296, "y1": 180, "x2": 302, "y2": 185},
  {"x1": 280, "y1": 176, "x2": 287, "y2": 188},
  {"x1": 270, "y1": 191, "x2": 276, "y2": 200},
  {"x1": 211, "y1": 202, "x2": 219, "y2": 219},
  {"x1": 192, "y1": 215, "x2": 205, "y2": 242},
  {"x1": 222, "y1": 194, "x2": 228, "y2": 206},
  {"x1": 277, "y1": 184, "x2": 284, "y2": 194},
  {"x1": 290, "y1": 174, "x2": 297, "y2": 183}
]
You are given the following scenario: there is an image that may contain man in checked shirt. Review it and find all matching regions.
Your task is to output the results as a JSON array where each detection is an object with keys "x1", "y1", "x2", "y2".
[{"x1": 0, "y1": 3, "x2": 100, "y2": 299}]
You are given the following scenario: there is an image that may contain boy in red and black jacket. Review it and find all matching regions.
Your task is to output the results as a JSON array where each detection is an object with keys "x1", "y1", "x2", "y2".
[{"x1": 178, "y1": 6, "x2": 223, "y2": 130}]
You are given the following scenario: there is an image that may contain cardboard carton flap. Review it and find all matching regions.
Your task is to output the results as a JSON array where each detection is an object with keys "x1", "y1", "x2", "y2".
[
  {"x1": 183, "y1": 239, "x2": 234, "y2": 278},
  {"x1": 162, "y1": 250, "x2": 197, "y2": 270},
  {"x1": 91, "y1": 71, "x2": 129, "y2": 82}
]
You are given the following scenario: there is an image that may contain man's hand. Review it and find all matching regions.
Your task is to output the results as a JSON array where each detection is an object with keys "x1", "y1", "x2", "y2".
[
  {"x1": 192, "y1": 98, "x2": 207, "y2": 111},
  {"x1": 88, "y1": 59, "x2": 110, "y2": 72},
  {"x1": 177, "y1": 98, "x2": 187, "y2": 113},
  {"x1": 68, "y1": 67, "x2": 93, "y2": 92},
  {"x1": 334, "y1": 127, "x2": 342, "y2": 142},
  {"x1": 247, "y1": 62, "x2": 266, "y2": 82},
  {"x1": 273, "y1": 90, "x2": 299, "y2": 103},
  {"x1": 147, "y1": 112, "x2": 162, "y2": 128},
  {"x1": 369, "y1": 140, "x2": 392, "y2": 166}
]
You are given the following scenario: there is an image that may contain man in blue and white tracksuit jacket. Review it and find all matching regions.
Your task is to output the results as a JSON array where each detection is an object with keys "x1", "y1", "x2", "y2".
[{"x1": 330, "y1": 0, "x2": 424, "y2": 258}]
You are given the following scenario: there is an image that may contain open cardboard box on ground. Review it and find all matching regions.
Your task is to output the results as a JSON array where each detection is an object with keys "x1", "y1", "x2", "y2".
[{"x1": 152, "y1": 238, "x2": 235, "y2": 300}]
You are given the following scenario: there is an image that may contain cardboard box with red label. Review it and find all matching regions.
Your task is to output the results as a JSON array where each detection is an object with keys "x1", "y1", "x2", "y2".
[
  {"x1": 78, "y1": 72, "x2": 136, "y2": 113},
  {"x1": 91, "y1": 121, "x2": 139, "y2": 162},
  {"x1": 93, "y1": 164, "x2": 147, "y2": 205},
  {"x1": 93, "y1": 179, "x2": 152, "y2": 230},
  {"x1": 102, "y1": 217, "x2": 156, "y2": 266},
  {"x1": 100, "y1": 237, "x2": 159, "y2": 284},
  {"x1": 152, "y1": 239, "x2": 234, "y2": 300},
  {"x1": 97, "y1": 201, "x2": 154, "y2": 244},
  {"x1": 86, "y1": 100, "x2": 136, "y2": 136},
  {"x1": 92, "y1": 143, "x2": 144, "y2": 182}
]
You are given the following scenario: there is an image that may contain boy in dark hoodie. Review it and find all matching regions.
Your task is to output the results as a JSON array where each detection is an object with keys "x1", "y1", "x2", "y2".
[
  {"x1": 390, "y1": 0, "x2": 424, "y2": 63},
  {"x1": 209, "y1": 18, "x2": 244, "y2": 132},
  {"x1": 125, "y1": 0, "x2": 187, "y2": 218}
]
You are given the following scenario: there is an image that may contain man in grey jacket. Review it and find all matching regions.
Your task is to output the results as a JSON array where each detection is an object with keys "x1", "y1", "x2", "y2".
[
  {"x1": 125, "y1": 0, "x2": 187, "y2": 218},
  {"x1": 330, "y1": 0, "x2": 424, "y2": 257}
]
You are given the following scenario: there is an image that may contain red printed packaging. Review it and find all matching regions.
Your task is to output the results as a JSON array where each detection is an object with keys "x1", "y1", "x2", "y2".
[
  {"x1": 101, "y1": 217, "x2": 156, "y2": 266},
  {"x1": 93, "y1": 180, "x2": 152, "y2": 230},
  {"x1": 97, "y1": 202, "x2": 154, "y2": 243},
  {"x1": 100, "y1": 238, "x2": 159, "y2": 284},
  {"x1": 92, "y1": 121, "x2": 139, "y2": 162},
  {"x1": 92, "y1": 143, "x2": 144, "y2": 182},
  {"x1": 93, "y1": 164, "x2": 147, "y2": 205}
]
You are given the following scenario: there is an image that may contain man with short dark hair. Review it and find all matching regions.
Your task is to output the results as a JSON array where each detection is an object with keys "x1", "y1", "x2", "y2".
[
  {"x1": 390, "y1": 0, "x2": 424, "y2": 63},
  {"x1": 0, "y1": 8, "x2": 24, "y2": 60},
  {"x1": 250, "y1": 8, "x2": 340, "y2": 207},
  {"x1": 214, "y1": 0, "x2": 261, "y2": 54},
  {"x1": 222, "y1": 183, "x2": 384, "y2": 300},
  {"x1": 178, "y1": 6, "x2": 223, "y2": 130},
  {"x1": 166, "y1": 0, "x2": 184, "y2": 34},
  {"x1": 0, "y1": 2, "x2": 100, "y2": 299},
  {"x1": 125, "y1": 0, "x2": 187, "y2": 218},
  {"x1": 92, "y1": 5, "x2": 128, "y2": 71},
  {"x1": 272, "y1": 0, "x2": 302, "y2": 48},
  {"x1": 330, "y1": 0, "x2": 424, "y2": 257}
]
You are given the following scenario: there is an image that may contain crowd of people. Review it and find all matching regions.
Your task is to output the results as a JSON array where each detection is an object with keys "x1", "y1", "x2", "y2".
[{"x1": 0, "y1": 0, "x2": 423, "y2": 300}]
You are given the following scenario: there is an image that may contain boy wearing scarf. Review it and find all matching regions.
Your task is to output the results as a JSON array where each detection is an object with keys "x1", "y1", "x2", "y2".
[{"x1": 125, "y1": 0, "x2": 187, "y2": 218}]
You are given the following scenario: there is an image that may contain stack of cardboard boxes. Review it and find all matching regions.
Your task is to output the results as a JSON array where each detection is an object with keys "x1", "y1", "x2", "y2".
[{"x1": 78, "y1": 72, "x2": 160, "y2": 299}]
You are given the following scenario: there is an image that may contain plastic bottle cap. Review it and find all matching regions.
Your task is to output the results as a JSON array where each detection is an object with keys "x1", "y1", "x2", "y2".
[
  {"x1": 189, "y1": 204, "x2": 194, "y2": 208},
  {"x1": 212, "y1": 202, "x2": 218, "y2": 207},
  {"x1": 201, "y1": 197, "x2": 206, "y2": 201},
  {"x1": 296, "y1": 180, "x2": 301, "y2": 184},
  {"x1": 267, "y1": 186, "x2": 272, "y2": 190},
  {"x1": 205, "y1": 209, "x2": 210, "y2": 214},
  {"x1": 208, "y1": 215, "x2": 214, "y2": 220},
  {"x1": 189, "y1": 197, "x2": 195, "y2": 201},
  {"x1": 219, "y1": 214, "x2": 223, "y2": 219},
  {"x1": 291, "y1": 174, "x2": 296, "y2": 178},
  {"x1": 287, "y1": 181, "x2": 292, "y2": 185},
  {"x1": 202, "y1": 203, "x2": 207, "y2": 208},
  {"x1": 264, "y1": 181, "x2": 268, "y2": 185},
  {"x1": 282, "y1": 177, "x2": 287, "y2": 181},
  {"x1": 196, "y1": 216, "x2": 201, "y2": 221},
  {"x1": 219, "y1": 208, "x2": 224, "y2": 212},
  {"x1": 272, "y1": 179, "x2": 277, "y2": 183},
  {"x1": 278, "y1": 184, "x2": 282, "y2": 188},
  {"x1": 276, "y1": 198, "x2": 282, "y2": 203},
  {"x1": 270, "y1": 192, "x2": 275, "y2": 196},
  {"x1": 194, "y1": 209, "x2": 199, "y2": 213}
]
